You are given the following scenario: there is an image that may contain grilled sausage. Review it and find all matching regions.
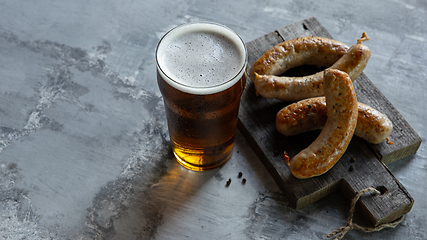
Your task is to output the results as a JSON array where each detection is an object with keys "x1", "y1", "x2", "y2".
[
  {"x1": 276, "y1": 97, "x2": 393, "y2": 144},
  {"x1": 252, "y1": 33, "x2": 370, "y2": 102},
  {"x1": 285, "y1": 69, "x2": 358, "y2": 179}
]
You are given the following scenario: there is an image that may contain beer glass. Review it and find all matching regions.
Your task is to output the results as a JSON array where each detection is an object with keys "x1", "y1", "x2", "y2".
[{"x1": 156, "y1": 22, "x2": 247, "y2": 171}]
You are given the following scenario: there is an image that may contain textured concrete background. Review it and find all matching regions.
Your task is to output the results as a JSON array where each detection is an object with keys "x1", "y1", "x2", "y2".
[{"x1": 0, "y1": 0, "x2": 425, "y2": 239}]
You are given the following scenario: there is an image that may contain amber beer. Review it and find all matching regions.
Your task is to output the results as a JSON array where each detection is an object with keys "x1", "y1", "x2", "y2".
[{"x1": 156, "y1": 22, "x2": 247, "y2": 171}]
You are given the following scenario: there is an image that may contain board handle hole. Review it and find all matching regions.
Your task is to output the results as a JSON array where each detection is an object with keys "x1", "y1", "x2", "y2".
[{"x1": 375, "y1": 186, "x2": 388, "y2": 195}]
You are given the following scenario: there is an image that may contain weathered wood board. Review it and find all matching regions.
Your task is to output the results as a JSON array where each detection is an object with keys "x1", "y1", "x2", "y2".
[{"x1": 238, "y1": 17, "x2": 420, "y2": 227}]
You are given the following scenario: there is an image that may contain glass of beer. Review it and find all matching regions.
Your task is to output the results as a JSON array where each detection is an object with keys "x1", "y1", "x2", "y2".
[{"x1": 156, "y1": 22, "x2": 247, "y2": 171}]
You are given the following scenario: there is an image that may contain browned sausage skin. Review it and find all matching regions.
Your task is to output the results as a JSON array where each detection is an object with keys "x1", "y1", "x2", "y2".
[
  {"x1": 355, "y1": 103, "x2": 393, "y2": 144},
  {"x1": 286, "y1": 69, "x2": 358, "y2": 179},
  {"x1": 251, "y1": 36, "x2": 349, "y2": 77},
  {"x1": 276, "y1": 97, "x2": 393, "y2": 144},
  {"x1": 252, "y1": 33, "x2": 371, "y2": 102}
]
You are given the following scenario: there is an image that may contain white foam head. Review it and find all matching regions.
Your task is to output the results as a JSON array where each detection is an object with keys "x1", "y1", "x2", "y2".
[{"x1": 156, "y1": 22, "x2": 247, "y2": 95}]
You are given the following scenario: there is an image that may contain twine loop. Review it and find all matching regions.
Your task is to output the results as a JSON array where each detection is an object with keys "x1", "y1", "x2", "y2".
[{"x1": 327, "y1": 187, "x2": 405, "y2": 240}]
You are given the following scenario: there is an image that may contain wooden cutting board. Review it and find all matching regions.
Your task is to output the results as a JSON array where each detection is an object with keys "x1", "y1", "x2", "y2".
[{"x1": 237, "y1": 17, "x2": 421, "y2": 227}]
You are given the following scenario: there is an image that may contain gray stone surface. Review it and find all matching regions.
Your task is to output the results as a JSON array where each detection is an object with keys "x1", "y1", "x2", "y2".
[{"x1": 0, "y1": 0, "x2": 425, "y2": 239}]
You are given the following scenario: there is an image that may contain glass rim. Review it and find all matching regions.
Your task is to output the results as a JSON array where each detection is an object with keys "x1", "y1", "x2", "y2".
[{"x1": 155, "y1": 21, "x2": 248, "y2": 95}]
